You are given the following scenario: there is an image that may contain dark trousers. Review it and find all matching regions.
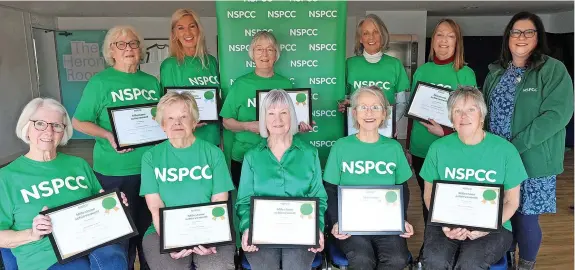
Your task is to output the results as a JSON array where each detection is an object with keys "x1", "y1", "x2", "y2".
[
  {"x1": 510, "y1": 213, "x2": 542, "y2": 261},
  {"x1": 230, "y1": 160, "x2": 242, "y2": 188},
  {"x1": 421, "y1": 225, "x2": 513, "y2": 270},
  {"x1": 95, "y1": 172, "x2": 152, "y2": 270},
  {"x1": 336, "y1": 235, "x2": 410, "y2": 270}
]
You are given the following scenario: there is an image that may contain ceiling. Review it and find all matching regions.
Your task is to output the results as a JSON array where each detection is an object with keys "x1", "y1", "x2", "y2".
[{"x1": 0, "y1": 1, "x2": 572, "y2": 17}]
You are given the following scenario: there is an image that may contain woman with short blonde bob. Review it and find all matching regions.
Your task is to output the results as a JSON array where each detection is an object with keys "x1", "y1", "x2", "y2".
[
  {"x1": 325, "y1": 86, "x2": 414, "y2": 269},
  {"x1": 160, "y1": 8, "x2": 221, "y2": 146},
  {"x1": 72, "y1": 25, "x2": 160, "y2": 269},
  {"x1": 419, "y1": 87, "x2": 527, "y2": 270},
  {"x1": 0, "y1": 98, "x2": 128, "y2": 270},
  {"x1": 141, "y1": 92, "x2": 235, "y2": 270}
]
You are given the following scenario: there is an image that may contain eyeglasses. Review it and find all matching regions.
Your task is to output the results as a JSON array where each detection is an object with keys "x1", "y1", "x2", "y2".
[
  {"x1": 30, "y1": 120, "x2": 66, "y2": 133},
  {"x1": 112, "y1": 40, "x2": 140, "y2": 50},
  {"x1": 356, "y1": 105, "x2": 384, "y2": 112},
  {"x1": 254, "y1": 47, "x2": 276, "y2": 55},
  {"x1": 510, "y1": 29, "x2": 537, "y2": 38},
  {"x1": 453, "y1": 107, "x2": 477, "y2": 117}
]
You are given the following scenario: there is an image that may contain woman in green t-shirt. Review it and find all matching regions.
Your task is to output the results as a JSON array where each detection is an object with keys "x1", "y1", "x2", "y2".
[
  {"x1": 419, "y1": 87, "x2": 527, "y2": 269},
  {"x1": 0, "y1": 98, "x2": 128, "y2": 270},
  {"x1": 160, "y1": 8, "x2": 221, "y2": 147},
  {"x1": 236, "y1": 90, "x2": 327, "y2": 270},
  {"x1": 220, "y1": 31, "x2": 312, "y2": 187},
  {"x1": 72, "y1": 25, "x2": 159, "y2": 269},
  {"x1": 140, "y1": 92, "x2": 235, "y2": 270},
  {"x1": 325, "y1": 87, "x2": 414, "y2": 270},
  {"x1": 338, "y1": 14, "x2": 410, "y2": 112}
]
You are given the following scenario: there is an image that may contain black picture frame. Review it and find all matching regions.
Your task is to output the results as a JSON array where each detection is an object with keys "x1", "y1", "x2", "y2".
[
  {"x1": 344, "y1": 104, "x2": 397, "y2": 139},
  {"x1": 248, "y1": 196, "x2": 320, "y2": 248},
  {"x1": 40, "y1": 189, "x2": 138, "y2": 265},
  {"x1": 338, "y1": 185, "x2": 405, "y2": 235},
  {"x1": 428, "y1": 180, "x2": 504, "y2": 232},
  {"x1": 405, "y1": 81, "x2": 453, "y2": 128},
  {"x1": 159, "y1": 201, "x2": 235, "y2": 254},
  {"x1": 163, "y1": 86, "x2": 222, "y2": 123},
  {"x1": 107, "y1": 102, "x2": 167, "y2": 151},
  {"x1": 255, "y1": 88, "x2": 313, "y2": 125}
]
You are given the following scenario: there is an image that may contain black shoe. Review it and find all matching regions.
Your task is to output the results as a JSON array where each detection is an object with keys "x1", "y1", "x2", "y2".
[{"x1": 506, "y1": 250, "x2": 516, "y2": 269}]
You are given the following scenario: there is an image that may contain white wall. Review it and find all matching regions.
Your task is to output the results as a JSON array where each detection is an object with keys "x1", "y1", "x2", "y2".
[
  {"x1": 549, "y1": 10, "x2": 574, "y2": 33},
  {"x1": 33, "y1": 28, "x2": 61, "y2": 101}
]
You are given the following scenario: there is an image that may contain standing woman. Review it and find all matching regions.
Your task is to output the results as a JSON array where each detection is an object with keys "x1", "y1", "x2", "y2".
[
  {"x1": 338, "y1": 14, "x2": 410, "y2": 112},
  {"x1": 160, "y1": 8, "x2": 221, "y2": 146},
  {"x1": 483, "y1": 12, "x2": 574, "y2": 269},
  {"x1": 72, "y1": 25, "x2": 160, "y2": 269}
]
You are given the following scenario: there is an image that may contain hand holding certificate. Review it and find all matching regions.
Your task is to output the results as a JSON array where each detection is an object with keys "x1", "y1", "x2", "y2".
[
  {"x1": 256, "y1": 88, "x2": 313, "y2": 125},
  {"x1": 406, "y1": 82, "x2": 453, "y2": 128},
  {"x1": 428, "y1": 181, "x2": 504, "y2": 232},
  {"x1": 41, "y1": 189, "x2": 138, "y2": 264},
  {"x1": 164, "y1": 87, "x2": 220, "y2": 122},
  {"x1": 107, "y1": 103, "x2": 167, "y2": 150}
]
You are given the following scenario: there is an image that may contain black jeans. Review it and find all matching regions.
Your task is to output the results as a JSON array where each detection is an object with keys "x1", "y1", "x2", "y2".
[
  {"x1": 421, "y1": 225, "x2": 513, "y2": 270},
  {"x1": 231, "y1": 160, "x2": 242, "y2": 188},
  {"x1": 94, "y1": 172, "x2": 152, "y2": 270},
  {"x1": 336, "y1": 235, "x2": 410, "y2": 270}
]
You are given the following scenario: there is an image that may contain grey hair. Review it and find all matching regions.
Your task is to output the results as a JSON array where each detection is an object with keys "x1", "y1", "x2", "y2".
[
  {"x1": 447, "y1": 86, "x2": 488, "y2": 123},
  {"x1": 156, "y1": 91, "x2": 200, "y2": 126},
  {"x1": 259, "y1": 89, "x2": 298, "y2": 138},
  {"x1": 16, "y1": 98, "x2": 73, "y2": 146},
  {"x1": 350, "y1": 86, "x2": 390, "y2": 129},
  {"x1": 248, "y1": 30, "x2": 281, "y2": 62},
  {"x1": 354, "y1": 14, "x2": 391, "y2": 55},
  {"x1": 102, "y1": 25, "x2": 145, "y2": 66}
]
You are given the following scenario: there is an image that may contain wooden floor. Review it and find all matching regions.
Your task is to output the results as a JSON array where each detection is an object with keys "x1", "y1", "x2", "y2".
[{"x1": 57, "y1": 140, "x2": 574, "y2": 269}]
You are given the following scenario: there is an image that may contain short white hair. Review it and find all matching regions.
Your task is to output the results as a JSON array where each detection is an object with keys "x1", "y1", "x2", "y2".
[
  {"x1": 248, "y1": 30, "x2": 280, "y2": 62},
  {"x1": 16, "y1": 98, "x2": 73, "y2": 145},
  {"x1": 447, "y1": 86, "x2": 488, "y2": 123},
  {"x1": 259, "y1": 89, "x2": 298, "y2": 138},
  {"x1": 350, "y1": 86, "x2": 390, "y2": 129},
  {"x1": 156, "y1": 91, "x2": 200, "y2": 126},
  {"x1": 102, "y1": 25, "x2": 145, "y2": 66}
]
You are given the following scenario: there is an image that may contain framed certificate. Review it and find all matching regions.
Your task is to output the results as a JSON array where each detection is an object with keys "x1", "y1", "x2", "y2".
[
  {"x1": 344, "y1": 105, "x2": 396, "y2": 138},
  {"x1": 40, "y1": 189, "x2": 138, "y2": 264},
  {"x1": 107, "y1": 103, "x2": 167, "y2": 150},
  {"x1": 406, "y1": 82, "x2": 453, "y2": 128},
  {"x1": 255, "y1": 88, "x2": 312, "y2": 125},
  {"x1": 428, "y1": 180, "x2": 504, "y2": 232},
  {"x1": 248, "y1": 196, "x2": 319, "y2": 248},
  {"x1": 338, "y1": 186, "x2": 405, "y2": 235},
  {"x1": 159, "y1": 201, "x2": 234, "y2": 254},
  {"x1": 164, "y1": 87, "x2": 221, "y2": 122}
]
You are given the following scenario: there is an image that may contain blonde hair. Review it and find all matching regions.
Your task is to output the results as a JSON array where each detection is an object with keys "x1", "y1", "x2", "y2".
[
  {"x1": 102, "y1": 25, "x2": 144, "y2": 66},
  {"x1": 259, "y1": 89, "x2": 298, "y2": 138},
  {"x1": 350, "y1": 86, "x2": 390, "y2": 129},
  {"x1": 447, "y1": 86, "x2": 487, "y2": 124},
  {"x1": 428, "y1": 19, "x2": 466, "y2": 71},
  {"x1": 169, "y1": 9, "x2": 209, "y2": 68},
  {"x1": 155, "y1": 91, "x2": 200, "y2": 126},
  {"x1": 16, "y1": 98, "x2": 73, "y2": 146},
  {"x1": 354, "y1": 14, "x2": 390, "y2": 55},
  {"x1": 248, "y1": 31, "x2": 281, "y2": 61}
]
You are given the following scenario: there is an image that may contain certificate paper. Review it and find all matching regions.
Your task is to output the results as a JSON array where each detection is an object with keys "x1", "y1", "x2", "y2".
[
  {"x1": 256, "y1": 88, "x2": 312, "y2": 125},
  {"x1": 107, "y1": 103, "x2": 167, "y2": 150},
  {"x1": 164, "y1": 87, "x2": 220, "y2": 122},
  {"x1": 429, "y1": 181, "x2": 504, "y2": 231},
  {"x1": 345, "y1": 105, "x2": 395, "y2": 138},
  {"x1": 159, "y1": 202, "x2": 234, "y2": 253},
  {"x1": 338, "y1": 186, "x2": 405, "y2": 235},
  {"x1": 406, "y1": 82, "x2": 453, "y2": 128},
  {"x1": 41, "y1": 190, "x2": 138, "y2": 264},
  {"x1": 249, "y1": 197, "x2": 319, "y2": 248}
]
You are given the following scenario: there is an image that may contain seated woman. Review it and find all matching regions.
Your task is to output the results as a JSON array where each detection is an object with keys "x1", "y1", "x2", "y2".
[
  {"x1": 140, "y1": 92, "x2": 235, "y2": 270},
  {"x1": 236, "y1": 89, "x2": 327, "y2": 270},
  {"x1": 420, "y1": 86, "x2": 527, "y2": 270},
  {"x1": 324, "y1": 86, "x2": 414, "y2": 270},
  {"x1": 0, "y1": 98, "x2": 128, "y2": 270}
]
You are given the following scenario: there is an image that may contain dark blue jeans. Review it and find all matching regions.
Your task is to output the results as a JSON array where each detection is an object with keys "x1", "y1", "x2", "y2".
[
  {"x1": 421, "y1": 225, "x2": 513, "y2": 270},
  {"x1": 94, "y1": 172, "x2": 151, "y2": 270},
  {"x1": 336, "y1": 235, "x2": 410, "y2": 270},
  {"x1": 1, "y1": 248, "x2": 17, "y2": 270}
]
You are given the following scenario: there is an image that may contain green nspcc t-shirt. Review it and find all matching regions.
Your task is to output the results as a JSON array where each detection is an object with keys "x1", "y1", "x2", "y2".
[
  {"x1": 140, "y1": 138, "x2": 235, "y2": 235},
  {"x1": 160, "y1": 55, "x2": 221, "y2": 146},
  {"x1": 0, "y1": 154, "x2": 102, "y2": 270},
  {"x1": 324, "y1": 135, "x2": 412, "y2": 186},
  {"x1": 74, "y1": 67, "x2": 162, "y2": 176},
  {"x1": 219, "y1": 72, "x2": 293, "y2": 162},
  {"x1": 346, "y1": 54, "x2": 410, "y2": 104},
  {"x1": 419, "y1": 133, "x2": 528, "y2": 231},
  {"x1": 409, "y1": 62, "x2": 477, "y2": 158}
]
